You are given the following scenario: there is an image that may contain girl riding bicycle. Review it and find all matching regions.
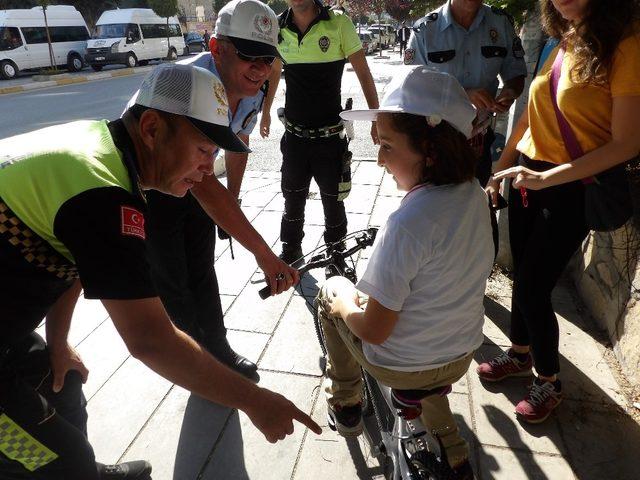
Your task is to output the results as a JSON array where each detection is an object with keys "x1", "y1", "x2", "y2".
[{"x1": 316, "y1": 66, "x2": 493, "y2": 480}]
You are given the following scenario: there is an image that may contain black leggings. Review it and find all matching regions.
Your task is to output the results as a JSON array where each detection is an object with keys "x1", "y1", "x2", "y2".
[
  {"x1": 0, "y1": 334, "x2": 98, "y2": 479},
  {"x1": 508, "y1": 158, "x2": 589, "y2": 377}
]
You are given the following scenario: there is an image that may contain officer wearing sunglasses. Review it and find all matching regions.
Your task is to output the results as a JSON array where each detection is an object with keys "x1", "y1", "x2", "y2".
[{"x1": 123, "y1": 0, "x2": 296, "y2": 383}]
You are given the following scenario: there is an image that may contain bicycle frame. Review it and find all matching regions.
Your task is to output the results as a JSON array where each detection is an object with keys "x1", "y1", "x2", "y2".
[{"x1": 362, "y1": 371, "x2": 445, "y2": 480}]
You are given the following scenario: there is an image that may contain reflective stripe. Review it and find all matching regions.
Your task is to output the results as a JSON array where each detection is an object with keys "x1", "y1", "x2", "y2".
[{"x1": 0, "y1": 413, "x2": 58, "y2": 472}]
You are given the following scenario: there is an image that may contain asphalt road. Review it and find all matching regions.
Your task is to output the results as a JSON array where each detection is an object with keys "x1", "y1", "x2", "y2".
[{"x1": 0, "y1": 58, "x2": 388, "y2": 170}]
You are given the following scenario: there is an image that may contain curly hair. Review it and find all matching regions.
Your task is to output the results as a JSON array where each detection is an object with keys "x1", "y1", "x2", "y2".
[
  {"x1": 540, "y1": 0, "x2": 640, "y2": 84},
  {"x1": 388, "y1": 113, "x2": 477, "y2": 186}
]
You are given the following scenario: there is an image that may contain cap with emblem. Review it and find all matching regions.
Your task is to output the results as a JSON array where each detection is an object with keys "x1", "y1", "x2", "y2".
[
  {"x1": 214, "y1": 0, "x2": 280, "y2": 59},
  {"x1": 340, "y1": 66, "x2": 476, "y2": 139},
  {"x1": 133, "y1": 63, "x2": 249, "y2": 153}
]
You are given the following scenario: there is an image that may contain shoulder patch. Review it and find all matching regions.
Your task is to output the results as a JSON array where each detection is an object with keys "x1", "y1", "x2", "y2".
[
  {"x1": 404, "y1": 48, "x2": 415, "y2": 65},
  {"x1": 513, "y1": 37, "x2": 525, "y2": 58},
  {"x1": 491, "y1": 5, "x2": 515, "y2": 26},
  {"x1": 121, "y1": 206, "x2": 145, "y2": 240}
]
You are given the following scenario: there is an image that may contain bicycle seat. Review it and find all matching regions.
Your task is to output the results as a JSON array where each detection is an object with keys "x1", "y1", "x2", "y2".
[{"x1": 391, "y1": 385, "x2": 452, "y2": 411}]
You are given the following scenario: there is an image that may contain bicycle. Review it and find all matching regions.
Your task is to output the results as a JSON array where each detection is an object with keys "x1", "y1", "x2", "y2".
[{"x1": 258, "y1": 229, "x2": 462, "y2": 480}]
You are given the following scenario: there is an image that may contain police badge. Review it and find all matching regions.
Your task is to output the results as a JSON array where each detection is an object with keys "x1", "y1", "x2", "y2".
[
  {"x1": 319, "y1": 36, "x2": 330, "y2": 52},
  {"x1": 404, "y1": 48, "x2": 415, "y2": 65},
  {"x1": 489, "y1": 28, "x2": 499, "y2": 44}
]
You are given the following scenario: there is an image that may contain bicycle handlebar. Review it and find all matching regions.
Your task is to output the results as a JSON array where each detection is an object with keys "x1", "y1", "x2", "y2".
[{"x1": 258, "y1": 227, "x2": 378, "y2": 299}]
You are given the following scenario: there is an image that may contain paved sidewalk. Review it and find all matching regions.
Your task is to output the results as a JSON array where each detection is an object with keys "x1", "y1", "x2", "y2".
[{"x1": 49, "y1": 162, "x2": 639, "y2": 480}]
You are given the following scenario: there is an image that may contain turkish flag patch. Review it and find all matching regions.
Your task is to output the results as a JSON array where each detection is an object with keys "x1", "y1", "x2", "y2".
[{"x1": 121, "y1": 206, "x2": 145, "y2": 239}]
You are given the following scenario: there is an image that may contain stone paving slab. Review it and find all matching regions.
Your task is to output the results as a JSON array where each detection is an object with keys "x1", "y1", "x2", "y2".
[
  {"x1": 200, "y1": 371, "x2": 321, "y2": 480},
  {"x1": 73, "y1": 159, "x2": 637, "y2": 480}
]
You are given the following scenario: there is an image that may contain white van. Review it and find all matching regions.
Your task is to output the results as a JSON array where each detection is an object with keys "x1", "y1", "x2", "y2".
[
  {"x1": 0, "y1": 5, "x2": 90, "y2": 79},
  {"x1": 85, "y1": 9, "x2": 185, "y2": 71}
]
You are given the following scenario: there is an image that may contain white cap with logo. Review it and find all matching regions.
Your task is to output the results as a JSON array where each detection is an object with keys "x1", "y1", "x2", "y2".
[
  {"x1": 133, "y1": 63, "x2": 249, "y2": 153},
  {"x1": 340, "y1": 66, "x2": 476, "y2": 139},
  {"x1": 214, "y1": 0, "x2": 280, "y2": 58}
]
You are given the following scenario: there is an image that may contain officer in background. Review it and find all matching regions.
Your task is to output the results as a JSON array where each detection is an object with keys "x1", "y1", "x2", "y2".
[
  {"x1": 405, "y1": 0, "x2": 527, "y2": 186},
  {"x1": 261, "y1": 0, "x2": 379, "y2": 275},
  {"x1": 397, "y1": 21, "x2": 411, "y2": 57}
]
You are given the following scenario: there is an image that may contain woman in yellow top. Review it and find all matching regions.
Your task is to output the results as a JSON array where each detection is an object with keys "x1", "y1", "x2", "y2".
[{"x1": 476, "y1": 0, "x2": 640, "y2": 424}]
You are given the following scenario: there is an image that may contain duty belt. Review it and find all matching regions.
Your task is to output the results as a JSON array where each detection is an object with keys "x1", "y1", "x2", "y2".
[{"x1": 284, "y1": 119, "x2": 344, "y2": 139}]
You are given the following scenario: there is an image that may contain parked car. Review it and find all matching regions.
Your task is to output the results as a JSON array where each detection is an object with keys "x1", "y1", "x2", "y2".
[
  {"x1": 0, "y1": 5, "x2": 89, "y2": 79},
  {"x1": 183, "y1": 32, "x2": 205, "y2": 55},
  {"x1": 85, "y1": 8, "x2": 185, "y2": 71},
  {"x1": 358, "y1": 31, "x2": 377, "y2": 55},
  {"x1": 368, "y1": 24, "x2": 392, "y2": 49}
]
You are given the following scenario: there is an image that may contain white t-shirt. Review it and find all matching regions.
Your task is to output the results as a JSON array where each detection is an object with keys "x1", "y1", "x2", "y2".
[{"x1": 356, "y1": 180, "x2": 493, "y2": 371}]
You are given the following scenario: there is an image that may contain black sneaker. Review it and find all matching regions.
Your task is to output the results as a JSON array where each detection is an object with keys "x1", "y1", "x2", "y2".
[
  {"x1": 97, "y1": 461, "x2": 152, "y2": 479},
  {"x1": 450, "y1": 459, "x2": 475, "y2": 480},
  {"x1": 327, "y1": 402, "x2": 363, "y2": 437},
  {"x1": 279, "y1": 244, "x2": 303, "y2": 266}
]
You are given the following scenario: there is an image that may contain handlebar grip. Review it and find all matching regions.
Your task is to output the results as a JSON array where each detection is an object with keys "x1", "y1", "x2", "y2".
[{"x1": 259, "y1": 284, "x2": 271, "y2": 299}]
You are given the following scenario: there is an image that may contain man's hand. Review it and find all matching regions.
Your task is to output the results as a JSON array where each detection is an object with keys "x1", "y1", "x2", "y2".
[
  {"x1": 245, "y1": 388, "x2": 322, "y2": 443},
  {"x1": 465, "y1": 88, "x2": 499, "y2": 111},
  {"x1": 260, "y1": 111, "x2": 271, "y2": 138},
  {"x1": 484, "y1": 175, "x2": 502, "y2": 208},
  {"x1": 49, "y1": 342, "x2": 89, "y2": 393},
  {"x1": 370, "y1": 121, "x2": 379, "y2": 145},
  {"x1": 494, "y1": 88, "x2": 519, "y2": 113},
  {"x1": 256, "y1": 251, "x2": 299, "y2": 296}
]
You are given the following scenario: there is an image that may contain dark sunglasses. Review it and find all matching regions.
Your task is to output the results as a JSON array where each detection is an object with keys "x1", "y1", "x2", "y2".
[
  {"x1": 219, "y1": 39, "x2": 276, "y2": 65},
  {"x1": 235, "y1": 50, "x2": 277, "y2": 66}
]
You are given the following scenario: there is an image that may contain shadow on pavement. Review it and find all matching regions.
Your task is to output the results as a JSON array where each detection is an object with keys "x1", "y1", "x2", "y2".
[
  {"x1": 480, "y1": 296, "x2": 640, "y2": 480},
  {"x1": 174, "y1": 394, "x2": 247, "y2": 479}
]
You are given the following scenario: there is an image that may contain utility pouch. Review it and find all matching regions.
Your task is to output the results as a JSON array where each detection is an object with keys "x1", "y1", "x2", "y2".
[{"x1": 337, "y1": 149, "x2": 352, "y2": 201}]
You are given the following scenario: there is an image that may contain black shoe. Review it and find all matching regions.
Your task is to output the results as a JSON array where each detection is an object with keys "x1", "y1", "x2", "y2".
[
  {"x1": 97, "y1": 461, "x2": 152, "y2": 479},
  {"x1": 450, "y1": 460, "x2": 475, "y2": 480},
  {"x1": 279, "y1": 244, "x2": 303, "y2": 266},
  {"x1": 327, "y1": 402, "x2": 363, "y2": 437},
  {"x1": 212, "y1": 344, "x2": 260, "y2": 383}
]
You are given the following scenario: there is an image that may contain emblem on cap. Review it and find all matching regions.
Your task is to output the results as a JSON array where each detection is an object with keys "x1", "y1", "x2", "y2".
[
  {"x1": 319, "y1": 36, "x2": 330, "y2": 53},
  {"x1": 490, "y1": 28, "x2": 498, "y2": 44},
  {"x1": 254, "y1": 14, "x2": 273, "y2": 35},
  {"x1": 404, "y1": 48, "x2": 415, "y2": 65}
]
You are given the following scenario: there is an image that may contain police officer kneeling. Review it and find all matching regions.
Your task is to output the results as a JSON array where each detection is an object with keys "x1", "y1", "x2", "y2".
[{"x1": 0, "y1": 64, "x2": 321, "y2": 480}]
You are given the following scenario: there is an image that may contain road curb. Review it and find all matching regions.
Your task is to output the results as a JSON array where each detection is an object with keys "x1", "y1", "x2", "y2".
[{"x1": 0, "y1": 65, "x2": 153, "y2": 95}]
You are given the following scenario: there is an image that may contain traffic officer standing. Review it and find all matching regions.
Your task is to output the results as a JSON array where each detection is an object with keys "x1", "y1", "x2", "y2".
[
  {"x1": 405, "y1": 0, "x2": 527, "y2": 186},
  {"x1": 0, "y1": 64, "x2": 320, "y2": 480},
  {"x1": 129, "y1": 0, "x2": 292, "y2": 383},
  {"x1": 261, "y1": 0, "x2": 379, "y2": 273}
]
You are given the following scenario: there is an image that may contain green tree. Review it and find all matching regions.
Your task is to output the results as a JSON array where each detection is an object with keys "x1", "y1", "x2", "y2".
[
  {"x1": 0, "y1": 0, "x2": 37, "y2": 7},
  {"x1": 148, "y1": 0, "x2": 178, "y2": 59},
  {"x1": 266, "y1": 0, "x2": 287, "y2": 15},
  {"x1": 410, "y1": 0, "x2": 536, "y2": 26},
  {"x1": 212, "y1": 0, "x2": 230, "y2": 14}
]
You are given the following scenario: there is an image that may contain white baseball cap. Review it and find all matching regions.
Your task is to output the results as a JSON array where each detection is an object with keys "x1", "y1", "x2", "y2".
[
  {"x1": 341, "y1": 66, "x2": 476, "y2": 139},
  {"x1": 214, "y1": 0, "x2": 280, "y2": 59},
  {"x1": 134, "y1": 63, "x2": 249, "y2": 153}
]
